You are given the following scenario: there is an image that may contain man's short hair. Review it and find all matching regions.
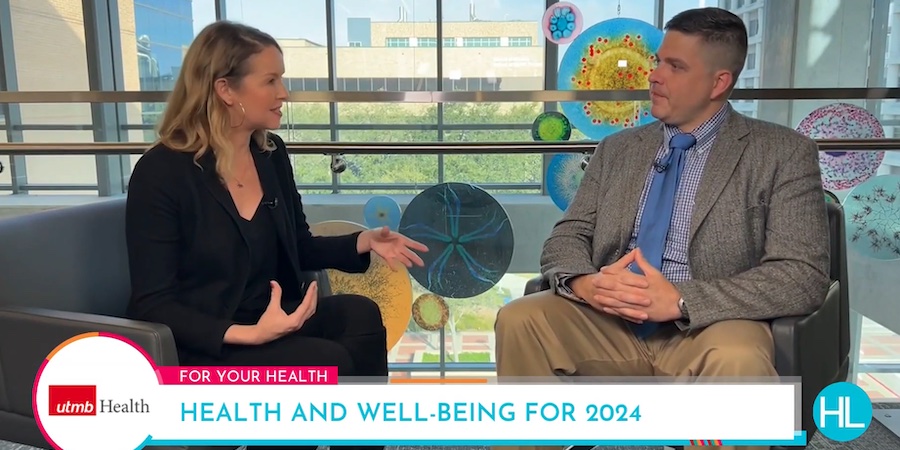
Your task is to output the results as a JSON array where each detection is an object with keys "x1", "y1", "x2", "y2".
[{"x1": 665, "y1": 7, "x2": 749, "y2": 83}]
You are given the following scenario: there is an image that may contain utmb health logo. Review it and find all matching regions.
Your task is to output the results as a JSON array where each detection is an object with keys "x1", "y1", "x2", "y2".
[
  {"x1": 813, "y1": 382, "x2": 874, "y2": 442},
  {"x1": 47, "y1": 385, "x2": 150, "y2": 416}
]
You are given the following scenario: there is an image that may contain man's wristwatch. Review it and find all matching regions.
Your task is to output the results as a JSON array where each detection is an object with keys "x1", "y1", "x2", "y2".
[{"x1": 678, "y1": 298, "x2": 689, "y2": 320}]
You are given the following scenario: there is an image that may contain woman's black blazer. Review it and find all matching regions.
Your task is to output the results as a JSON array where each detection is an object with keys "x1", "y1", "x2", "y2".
[{"x1": 125, "y1": 132, "x2": 370, "y2": 360}]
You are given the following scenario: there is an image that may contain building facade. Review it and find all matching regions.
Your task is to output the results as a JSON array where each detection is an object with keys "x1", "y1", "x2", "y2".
[{"x1": 279, "y1": 14, "x2": 544, "y2": 92}]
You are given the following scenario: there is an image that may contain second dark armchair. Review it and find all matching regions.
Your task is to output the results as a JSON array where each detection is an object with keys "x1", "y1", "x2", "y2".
[{"x1": 526, "y1": 201, "x2": 849, "y2": 449}]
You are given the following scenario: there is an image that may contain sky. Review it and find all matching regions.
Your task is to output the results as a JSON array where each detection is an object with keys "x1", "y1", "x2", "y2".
[{"x1": 191, "y1": 0, "x2": 710, "y2": 47}]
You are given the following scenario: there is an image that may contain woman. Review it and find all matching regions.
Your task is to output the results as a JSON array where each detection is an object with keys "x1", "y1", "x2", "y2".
[{"x1": 125, "y1": 21, "x2": 427, "y2": 450}]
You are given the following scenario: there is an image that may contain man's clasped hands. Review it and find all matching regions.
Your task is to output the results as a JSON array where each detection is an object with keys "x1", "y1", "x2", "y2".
[{"x1": 570, "y1": 249, "x2": 683, "y2": 324}]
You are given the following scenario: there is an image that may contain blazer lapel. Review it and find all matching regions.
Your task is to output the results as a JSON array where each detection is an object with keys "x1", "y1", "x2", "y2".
[
  {"x1": 615, "y1": 123, "x2": 664, "y2": 251},
  {"x1": 197, "y1": 151, "x2": 247, "y2": 242},
  {"x1": 688, "y1": 111, "x2": 751, "y2": 242}
]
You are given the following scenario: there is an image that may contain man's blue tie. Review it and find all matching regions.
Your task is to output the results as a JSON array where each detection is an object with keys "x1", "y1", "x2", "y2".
[{"x1": 628, "y1": 133, "x2": 696, "y2": 338}]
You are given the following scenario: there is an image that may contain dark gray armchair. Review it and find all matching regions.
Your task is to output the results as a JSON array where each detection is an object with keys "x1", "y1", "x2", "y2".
[
  {"x1": 535, "y1": 201, "x2": 849, "y2": 450},
  {"x1": 0, "y1": 198, "x2": 330, "y2": 449}
]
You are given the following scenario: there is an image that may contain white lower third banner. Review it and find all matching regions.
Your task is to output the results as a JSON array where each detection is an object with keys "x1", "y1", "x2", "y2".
[{"x1": 33, "y1": 333, "x2": 806, "y2": 449}]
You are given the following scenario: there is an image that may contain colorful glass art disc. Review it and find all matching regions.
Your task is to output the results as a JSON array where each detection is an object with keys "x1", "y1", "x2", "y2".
[
  {"x1": 411, "y1": 293, "x2": 450, "y2": 331},
  {"x1": 399, "y1": 182, "x2": 514, "y2": 299},
  {"x1": 796, "y1": 103, "x2": 886, "y2": 191},
  {"x1": 843, "y1": 175, "x2": 900, "y2": 261},
  {"x1": 363, "y1": 195, "x2": 402, "y2": 230},
  {"x1": 546, "y1": 153, "x2": 586, "y2": 211},
  {"x1": 557, "y1": 18, "x2": 663, "y2": 140},
  {"x1": 532, "y1": 111, "x2": 572, "y2": 141},
  {"x1": 309, "y1": 220, "x2": 413, "y2": 350},
  {"x1": 542, "y1": 2, "x2": 583, "y2": 45}
]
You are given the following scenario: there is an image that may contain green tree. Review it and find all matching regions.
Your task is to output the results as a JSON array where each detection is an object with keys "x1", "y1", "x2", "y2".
[{"x1": 282, "y1": 102, "x2": 549, "y2": 194}]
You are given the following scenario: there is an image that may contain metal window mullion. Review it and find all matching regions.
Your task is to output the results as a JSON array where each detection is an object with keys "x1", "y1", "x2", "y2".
[
  {"x1": 434, "y1": 0, "x2": 446, "y2": 375},
  {"x1": 654, "y1": 0, "x2": 665, "y2": 29},
  {"x1": 436, "y1": 0, "x2": 445, "y2": 184},
  {"x1": 6, "y1": 139, "x2": 900, "y2": 155},
  {"x1": 325, "y1": 0, "x2": 340, "y2": 193},
  {"x1": 785, "y1": 0, "x2": 802, "y2": 127},
  {"x1": 214, "y1": 0, "x2": 227, "y2": 20},
  {"x1": 0, "y1": 0, "x2": 27, "y2": 194},
  {"x1": 83, "y1": 0, "x2": 129, "y2": 196},
  {"x1": 541, "y1": 0, "x2": 561, "y2": 197},
  {"x1": 866, "y1": 0, "x2": 891, "y2": 117},
  {"x1": 8, "y1": 87, "x2": 900, "y2": 103}
]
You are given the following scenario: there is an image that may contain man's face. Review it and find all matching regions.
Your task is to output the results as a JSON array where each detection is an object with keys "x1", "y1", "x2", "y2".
[{"x1": 648, "y1": 31, "x2": 731, "y2": 131}]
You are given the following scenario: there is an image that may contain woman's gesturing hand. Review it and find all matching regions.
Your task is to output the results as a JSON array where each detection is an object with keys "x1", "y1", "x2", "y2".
[{"x1": 253, "y1": 280, "x2": 318, "y2": 344}]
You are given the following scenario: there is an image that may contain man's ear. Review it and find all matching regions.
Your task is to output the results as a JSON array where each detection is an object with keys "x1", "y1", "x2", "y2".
[
  {"x1": 213, "y1": 78, "x2": 234, "y2": 106},
  {"x1": 710, "y1": 69, "x2": 734, "y2": 100}
]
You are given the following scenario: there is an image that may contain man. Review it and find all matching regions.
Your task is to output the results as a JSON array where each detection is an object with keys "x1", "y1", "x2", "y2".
[{"x1": 494, "y1": 7, "x2": 830, "y2": 450}]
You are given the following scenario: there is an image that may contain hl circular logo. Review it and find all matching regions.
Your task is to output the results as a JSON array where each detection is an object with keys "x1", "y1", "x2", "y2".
[{"x1": 813, "y1": 382, "x2": 872, "y2": 442}]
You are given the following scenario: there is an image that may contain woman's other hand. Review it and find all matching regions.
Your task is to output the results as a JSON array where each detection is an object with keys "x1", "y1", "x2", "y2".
[
  {"x1": 358, "y1": 226, "x2": 429, "y2": 271},
  {"x1": 253, "y1": 280, "x2": 318, "y2": 344}
]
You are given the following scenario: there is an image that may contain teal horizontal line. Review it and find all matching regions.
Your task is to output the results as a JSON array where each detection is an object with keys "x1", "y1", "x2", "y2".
[{"x1": 146, "y1": 437, "x2": 807, "y2": 446}]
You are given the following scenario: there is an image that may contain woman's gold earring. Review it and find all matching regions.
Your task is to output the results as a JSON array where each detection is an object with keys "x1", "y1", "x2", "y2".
[{"x1": 231, "y1": 102, "x2": 246, "y2": 128}]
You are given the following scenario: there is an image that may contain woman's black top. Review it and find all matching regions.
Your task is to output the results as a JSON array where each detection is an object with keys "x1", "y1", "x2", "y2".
[{"x1": 232, "y1": 202, "x2": 280, "y2": 324}]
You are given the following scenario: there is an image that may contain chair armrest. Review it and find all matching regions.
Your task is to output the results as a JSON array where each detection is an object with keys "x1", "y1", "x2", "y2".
[
  {"x1": 525, "y1": 275, "x2": 551, "y2": 295},
  {"x1": 304, "y1": 269, "x2": 332, "y2": 297},
  {"x1": 0, "y1": 306, "x2": 179, "y2": 417},
  {"x1": 0, "y1": 306, "x2": 244, "y2": 450},
  {"x1": 770, "y1": 281, "x2": 842, "y2": 441},
  {"x1": 771, "y1": 280, "x2": 841, "y2": 378}
]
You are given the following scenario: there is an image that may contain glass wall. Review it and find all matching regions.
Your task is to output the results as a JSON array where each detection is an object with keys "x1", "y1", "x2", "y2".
[{"x1": 1, "y1": 0, "x2": 898, "y2": 399}]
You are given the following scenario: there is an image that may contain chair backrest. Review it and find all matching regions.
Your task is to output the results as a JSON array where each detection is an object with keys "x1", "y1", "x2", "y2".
[
  {"x1": 0, "y1": 197, "x2": 335, "y2": 318},
  {"x1": 0, "y1": 198, "x2": 131, "y2": 317},
  {"x1": 825, "y1": 201, "x2": 850, "y2": 372}
]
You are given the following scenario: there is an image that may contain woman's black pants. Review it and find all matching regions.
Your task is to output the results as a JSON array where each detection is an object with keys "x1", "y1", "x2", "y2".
[{"x1": 184, "y1": 294, "x2": 388, "y2": 450}]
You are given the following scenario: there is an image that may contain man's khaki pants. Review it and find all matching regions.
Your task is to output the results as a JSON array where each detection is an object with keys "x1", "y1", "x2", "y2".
[{"x1": 493, "y1": 290, "x2": 778, "y2": 450}]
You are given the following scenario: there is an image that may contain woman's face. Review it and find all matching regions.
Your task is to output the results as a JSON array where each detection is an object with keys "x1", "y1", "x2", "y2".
[{"x1": 221, "y1": 45, "x2": 289, "y2": 132}]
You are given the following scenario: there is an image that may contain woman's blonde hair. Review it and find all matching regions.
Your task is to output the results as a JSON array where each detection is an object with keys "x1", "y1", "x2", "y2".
[{"x1": 155, "y1": 20, "x2": 282, "y2": 181}]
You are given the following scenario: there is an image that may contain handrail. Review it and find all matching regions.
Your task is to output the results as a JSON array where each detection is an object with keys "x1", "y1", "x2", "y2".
[
  {"x1": 1, "y1": 139, "x2": 899, "y2": 155},
  {"x1": 2, "y1": 88, "x2": 900, "y2": 103}
]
